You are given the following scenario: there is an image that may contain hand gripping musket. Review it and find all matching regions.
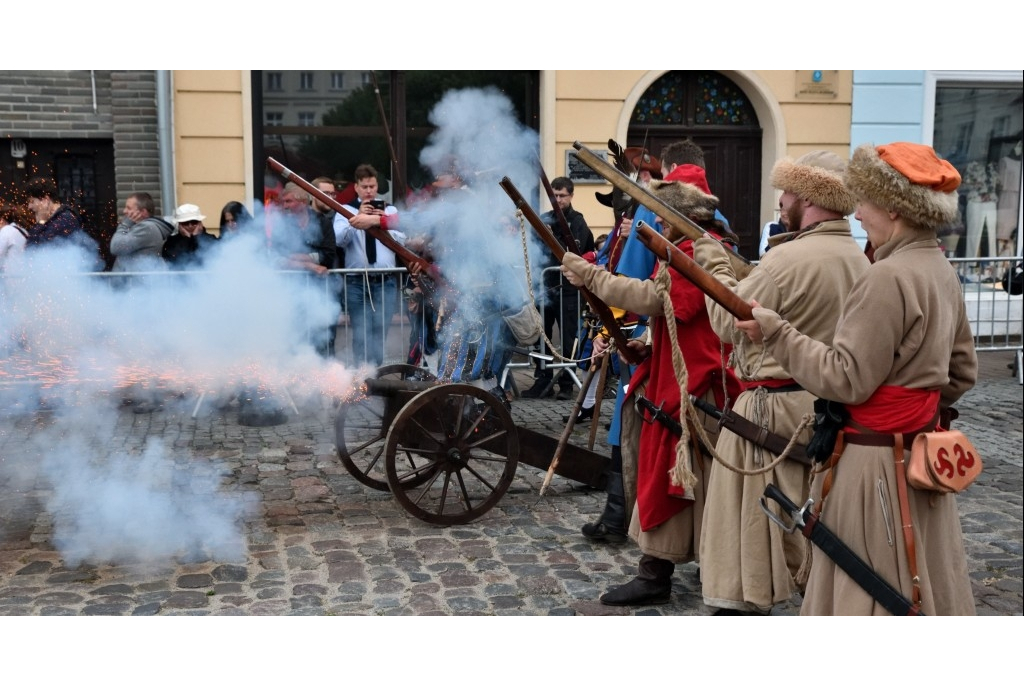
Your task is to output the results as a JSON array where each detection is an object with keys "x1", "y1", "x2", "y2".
[
  {"x1": 760, "y1": 483, "x2": 925, "y2": 616},
  {"x1": 267, "y1": 158, "x2": 442, "y2": 291},
  {"x1": 571, "y1": 141, "x2": 750, "y2": 274},
  {"x1": 633, "y1": 221, "x2": 753, "y2": 321}
]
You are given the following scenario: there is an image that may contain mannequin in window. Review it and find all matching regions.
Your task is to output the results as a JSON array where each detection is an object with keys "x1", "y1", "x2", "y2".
[
  {"x1": 996, "y1": 140, "x2": 1022, "y2": 258},
  {"x1": 962, "y1": 160, "x2": 998, "y2": 263}
]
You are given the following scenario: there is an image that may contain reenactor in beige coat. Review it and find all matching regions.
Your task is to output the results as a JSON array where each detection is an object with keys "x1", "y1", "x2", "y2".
[
  {"x1": 738, "y1": 142, "x2": 977, "y2": 615},
  {"x1": 693, "y1": 151, "x2": 869, "y2": 614}
]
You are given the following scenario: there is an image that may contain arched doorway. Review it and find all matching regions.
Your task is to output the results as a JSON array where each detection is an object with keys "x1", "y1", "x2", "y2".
[{"x1": 628, "y1": 71, "x2": 763, "y2": 259}]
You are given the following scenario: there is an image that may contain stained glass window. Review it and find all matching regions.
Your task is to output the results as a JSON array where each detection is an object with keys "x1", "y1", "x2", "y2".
[{"x1": 633, "y1": 72, "x2": 755, "y2": 126}]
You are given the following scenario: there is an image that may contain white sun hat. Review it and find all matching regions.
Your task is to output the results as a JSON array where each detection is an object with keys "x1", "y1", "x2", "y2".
[{"x1": 173, "y1": 203, "x2": 206, "y2": 224}]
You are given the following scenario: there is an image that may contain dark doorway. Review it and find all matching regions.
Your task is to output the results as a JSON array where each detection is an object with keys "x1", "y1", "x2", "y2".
[
  {"x1": 0, "y1": 139, "x2": 118, "y2": 269},
  {"x1": 628, "y1": 72, "x2": 763, "y2": 260}
]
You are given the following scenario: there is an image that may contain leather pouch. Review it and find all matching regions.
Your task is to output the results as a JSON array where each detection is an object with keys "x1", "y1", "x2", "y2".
[{"x1": 907, "y1": 428, "x2": 982, "y2": 493}]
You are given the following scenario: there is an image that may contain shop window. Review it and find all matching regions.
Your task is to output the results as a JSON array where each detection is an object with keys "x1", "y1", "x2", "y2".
[{"x1": 934, "y1": 83, "x2": 1023, "y2": 259}]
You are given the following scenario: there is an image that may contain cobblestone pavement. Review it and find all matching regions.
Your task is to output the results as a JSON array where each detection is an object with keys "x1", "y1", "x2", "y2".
[{"x1": 0, "y1": 351, "x2": 1020, "y2": 617}]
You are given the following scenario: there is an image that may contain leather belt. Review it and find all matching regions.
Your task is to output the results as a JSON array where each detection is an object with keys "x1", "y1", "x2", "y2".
[{"x1": 842, "y1": 432, "x2": 923, "y2": 448}]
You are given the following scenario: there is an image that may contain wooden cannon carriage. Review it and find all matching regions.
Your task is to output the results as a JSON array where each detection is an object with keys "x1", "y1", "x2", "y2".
[{"x1": 335, "y1": 364, "x2": 610, "y2": 526}]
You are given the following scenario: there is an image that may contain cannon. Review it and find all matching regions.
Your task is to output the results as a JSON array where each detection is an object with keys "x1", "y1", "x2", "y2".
[{"x1": 335, "y1": 364, "x2": 610, "y2": 526}]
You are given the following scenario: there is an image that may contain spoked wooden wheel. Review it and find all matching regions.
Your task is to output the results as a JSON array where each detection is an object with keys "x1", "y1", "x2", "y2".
[
  {"x1": 335, "y1": 364, "x2": 437, "y2": 491},
  {"x1": 384, "y1": 383, "x2": 519, "y2": 525}
]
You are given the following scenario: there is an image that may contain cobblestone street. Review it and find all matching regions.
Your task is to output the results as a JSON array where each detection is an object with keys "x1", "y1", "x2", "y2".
[{"x1": 1, "y1": 351, "x2": 1020, "y2": 619}]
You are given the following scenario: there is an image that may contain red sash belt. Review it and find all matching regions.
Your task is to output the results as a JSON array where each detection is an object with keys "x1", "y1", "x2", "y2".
[{"x1": 846, "y1": 385, "x2": 940, "y2": 434}]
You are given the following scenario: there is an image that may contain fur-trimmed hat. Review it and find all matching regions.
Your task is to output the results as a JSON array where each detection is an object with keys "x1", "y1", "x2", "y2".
[
  {"x1": 844, "y1": 142, "x2": 961, "y2": 230},
  {"x1": 650, "y1": 179, "x2": 718, "y2": 222},
  {"x1": 770, "y1": 150, "x2": 856, "y2": 216}
]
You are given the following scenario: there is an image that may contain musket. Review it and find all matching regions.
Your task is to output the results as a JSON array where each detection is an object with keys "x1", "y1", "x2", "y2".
[
  {"x1": 267, "y1": 157, "x2": 440, "y2": 284},
  {"x1": 687, "y1": 394, "x2": 811, "y2": 465},
  {"x1": 499, "y1": 176, "x2": 642, "y2": 365},
  {"x1": 370, "y1": 71, "x2": 407, "y2": 204},
  {"x1": 571, "y1": 141, "x2": 750, "y2": 273},
  {"x1": 761, "y1": 483, "x2": 924, "y2": 616},
  {"x1": 538, "y1": 166, "x2": 580, "y2": 255},
  {"x1": 634, "y1": 221, "x2": 753, "y2": 321}
]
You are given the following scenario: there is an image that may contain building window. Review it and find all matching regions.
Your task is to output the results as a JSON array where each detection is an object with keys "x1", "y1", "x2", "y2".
[
  {"x1": 267, "y1": 72, "x2": 282, "y2": 92},
  {"x1": 361, "y1": 72, "x2": 372, "y2": 86},
  {"x1": 331, "y1": 72, "x2": 344, "y2": 91},
  {"x1": 300, "y1": 72, "x2": 314, "y2": 91},
  {"x1": 298, "y1": 112, "x2": 316, "y2": 127},
  {"x1": 265, "y1": 112, "x2": 283, "y2": 126},
  {"x1": 632, "y1": 71, "x2": 756, "y2": 126},
  {"x1": 933, "y1": 80, "x2": 1023, "y2": 259}
]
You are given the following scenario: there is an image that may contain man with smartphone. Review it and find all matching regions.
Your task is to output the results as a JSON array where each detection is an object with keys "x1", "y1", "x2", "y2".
[{"x1": 333, "y1": 163, "x2": 405, "y2": 367}]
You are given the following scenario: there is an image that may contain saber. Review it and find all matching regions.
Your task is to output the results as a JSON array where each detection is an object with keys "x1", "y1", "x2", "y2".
[{"x1": 760, "y1": 483, "x2": 924, "y2": 616}]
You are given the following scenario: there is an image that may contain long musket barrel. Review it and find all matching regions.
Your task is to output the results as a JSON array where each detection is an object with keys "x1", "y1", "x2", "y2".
[
  {"x1": 499, "y1": 176, "x2": 642, "y2": 365},
  {"x1": 634, "y1": 221, "x2": 753, "y2": 321},
  {"x1": 571, "y1": 141, "x2": 751, "y2": 273},
  {"x1": 266, "y1": 157, "x2": 438, "y2": 280}
]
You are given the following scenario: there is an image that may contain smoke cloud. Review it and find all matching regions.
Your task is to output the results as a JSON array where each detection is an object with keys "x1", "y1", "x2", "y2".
[
  {"x1": 0, "y1": 224, "x2": 363, "y2": 565},
  {"x1": 401, "y1": 87, "x2": 550, "y2": 323}
]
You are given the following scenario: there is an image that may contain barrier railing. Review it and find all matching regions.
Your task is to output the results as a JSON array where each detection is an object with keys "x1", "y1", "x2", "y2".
[
  {"x1": 948, "y1": 256, "x2": 1022, "y2": 353},
  {"x1": 11, "y1": 255, "x2": 1017, "y2": 389}
]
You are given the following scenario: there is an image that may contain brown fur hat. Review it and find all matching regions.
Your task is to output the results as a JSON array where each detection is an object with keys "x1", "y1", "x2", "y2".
[
  {"x1": 650, "y1": 179, "x2": 718, "y2": 223},
  {"x1": 844, "y1": 143, "x2": 961, "y2": 230},
  {"x1": 770, "y1": 150, "x2": 856, "y2": 216}
]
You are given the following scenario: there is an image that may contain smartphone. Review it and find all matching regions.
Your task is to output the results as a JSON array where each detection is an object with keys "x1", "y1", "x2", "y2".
[{"x1": 370, "y1": 200, "x2": 387, "y2": 211}]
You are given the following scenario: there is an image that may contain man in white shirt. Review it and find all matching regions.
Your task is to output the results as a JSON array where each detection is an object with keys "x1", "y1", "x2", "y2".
[{"x1": 333, "y1": 163, "x2": 405, "y2": 367}]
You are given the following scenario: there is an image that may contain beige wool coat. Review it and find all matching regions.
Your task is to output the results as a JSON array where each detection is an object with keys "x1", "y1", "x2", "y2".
[
  {"x1": 755, "y1": 231, "x2": 978, "y2": 615},
  {"x1": 695, "y1": 219, "x2": 869, "y2": 613}
]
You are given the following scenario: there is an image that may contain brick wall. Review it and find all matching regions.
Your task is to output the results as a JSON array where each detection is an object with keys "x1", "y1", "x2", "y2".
[
  {"x1": 0, "y1": 70, "x2": 113, "y2": 138},
  {"x1": 0, "y1": 69, "x2": 164, "y2": 215},
  {"x1": 111, "y1": 71, "x2": 163, "y2": 214}
]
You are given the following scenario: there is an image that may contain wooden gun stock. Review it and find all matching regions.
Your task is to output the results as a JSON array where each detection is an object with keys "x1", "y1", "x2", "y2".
[
  {"x1": 571, "y1": 142, "x2": 751, "y2": 273},
  {"x1": 634, "y1": 221, "x2": 753, "y2": 321},
  {"x1": 499, "y1": 176, "x2": 642, "y2": 365},
  {"x1": 266, "y1": 157, "x2": 437, "y2": 280}
]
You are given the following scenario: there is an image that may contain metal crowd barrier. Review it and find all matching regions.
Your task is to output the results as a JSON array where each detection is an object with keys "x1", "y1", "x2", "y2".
[
  {"x1": 22, "y1": 254, "x2": 1021, "y2": 387},
  {"x1": 948, "y1": 256, "x2": 1023, "y2": 351}
]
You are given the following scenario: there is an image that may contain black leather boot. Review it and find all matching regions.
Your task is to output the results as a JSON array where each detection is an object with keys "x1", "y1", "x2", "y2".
[
  {"x1": 521, "y1": 375, "x2": 553, "y2": 399},
  {"x1": 581, "y1": 471, "x2": 627, "y2": 543},
  {"x1": 600, "y1": 555, "x2": 674, "y2": 606}
]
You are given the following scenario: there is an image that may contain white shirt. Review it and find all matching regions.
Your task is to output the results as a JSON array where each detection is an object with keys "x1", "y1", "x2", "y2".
[
  {"x1": 333, "y1": 202, "x2": 405, "y2": 269},
  {"x1": 0, "y1": 223, "x2": 27, "y2": 272}
]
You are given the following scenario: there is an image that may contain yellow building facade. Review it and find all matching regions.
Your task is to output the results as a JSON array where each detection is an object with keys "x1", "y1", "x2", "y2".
[{"x1": 172, "y1": 70, "x2": 852, "y2": 238}]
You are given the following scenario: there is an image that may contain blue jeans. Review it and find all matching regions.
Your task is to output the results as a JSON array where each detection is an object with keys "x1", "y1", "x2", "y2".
[{"x1": 345, "y1": 274, "x2": 397, "y2": 367}]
